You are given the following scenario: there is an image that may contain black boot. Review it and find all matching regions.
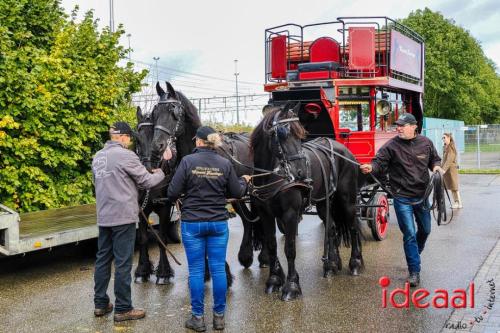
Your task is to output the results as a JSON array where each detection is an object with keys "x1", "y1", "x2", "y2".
[
  {"x1": 185, "y1": 315, "x2": 206, "y2": 332},
  {"x1": 408, "y1": 272, "x2": 420, "y2": 287},
  {"x1": 213, "y1": 313, "x2": 225, "y2": 331}
]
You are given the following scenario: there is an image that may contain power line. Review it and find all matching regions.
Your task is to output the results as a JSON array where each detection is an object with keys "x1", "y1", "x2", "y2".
[
  {"x1": 137, "y1": 67, "x2": 260, "y2": 96},
  {"x1": 132, "y1": 59, "x2": 261, "y2": 86}
]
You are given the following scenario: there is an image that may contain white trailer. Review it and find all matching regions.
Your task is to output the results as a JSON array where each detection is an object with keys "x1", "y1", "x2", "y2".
[
  {"x1": 0, "y1": 204, "x2": 99, "y2": 256},
  {"x1": 0, "y1": 203, "x2": 166, "y2": 257}
]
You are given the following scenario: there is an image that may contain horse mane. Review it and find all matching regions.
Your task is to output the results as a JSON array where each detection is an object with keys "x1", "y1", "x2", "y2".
[
  {"x1": 250, "y1": 105, "x2": 306, "y2": 152},
  {"x1": 175, "y1": 91, "x2": 201, "y2": 128}
]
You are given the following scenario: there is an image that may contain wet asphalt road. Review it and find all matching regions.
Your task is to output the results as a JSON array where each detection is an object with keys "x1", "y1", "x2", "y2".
[{"x1": 0, "y1": 174, "x2": 499, "y2": 333}]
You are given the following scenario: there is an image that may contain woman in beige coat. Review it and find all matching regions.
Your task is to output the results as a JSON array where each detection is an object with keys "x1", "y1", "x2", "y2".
[{"x1": 442, "y1": 133, "x2": 462, "y2": 208}]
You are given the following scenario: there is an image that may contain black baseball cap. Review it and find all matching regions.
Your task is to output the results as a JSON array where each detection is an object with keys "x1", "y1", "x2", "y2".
[
  {"x1": 110, "y1": 122, "x2": 133, "y2": 136},
  {"x1": 395, "y1": 113, "x2": 417, "y2": 126},
  {"x1": 195, "y1": 126, "x2": 216, "y2": 140}
]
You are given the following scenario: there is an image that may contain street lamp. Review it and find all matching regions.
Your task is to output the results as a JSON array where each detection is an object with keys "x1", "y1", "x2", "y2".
[
  {"x1": 153, "y1": 57, "x2": 160, "y2": 83},
  {"x1": 109, "y1": 0, "x2": 115, "y2": 33},
  {"x1": 234, "y1": 59, "x2": 240, "y2": 124},
  {"x1": 126, "y1": 34, "x2": 131, "y2": 61}
]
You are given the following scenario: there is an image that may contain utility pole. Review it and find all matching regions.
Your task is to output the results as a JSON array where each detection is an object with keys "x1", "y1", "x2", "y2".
[
  {"x1": 234, "y1": 59, "x2": 240, "y2": 124},
  {"x1": 109, "y1": 0, "x2": 115, "y2": 33},
  {"x1": 153, "y1": 57, "x2": 160, "y2": 83},
  {"x1": 126, "y1": 33, "x2": 131, "y2": 61}
]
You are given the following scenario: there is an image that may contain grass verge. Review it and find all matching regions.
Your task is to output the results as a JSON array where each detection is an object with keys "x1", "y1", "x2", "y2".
[{"x1": 459, "y1": 169, "x2": 500, "y2": 174}]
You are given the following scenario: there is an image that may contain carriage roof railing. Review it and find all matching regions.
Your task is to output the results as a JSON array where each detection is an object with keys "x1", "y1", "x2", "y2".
[{"x1": 265, "y1": 16, "x2": 424, "y2": 88}]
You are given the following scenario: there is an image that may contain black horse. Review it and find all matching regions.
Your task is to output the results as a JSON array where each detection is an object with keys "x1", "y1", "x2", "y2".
[
  {"x1": 134, "y1": 106, "x2": 180, "y2": 284},
  {"x1": 150, "y1": 82, "x2": 268, "y2": 272},
  {"x1": 217, "y1": 133, "x2": 268, "y2": 268},
  {"x1": 249, "y1": 103, "x2": 363, "y2": 301}
]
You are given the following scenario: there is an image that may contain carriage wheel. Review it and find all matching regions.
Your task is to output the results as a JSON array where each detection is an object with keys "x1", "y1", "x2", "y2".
[{"x1": 369, "y1": 193, "x2": 389, "y2": 241}]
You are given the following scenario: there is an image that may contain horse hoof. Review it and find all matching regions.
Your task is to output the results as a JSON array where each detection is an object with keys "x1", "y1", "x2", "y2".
[
  {"x1": 238, "y1": 254, "x2": 253, "y2": 269},
  {"x1": 281, "y1": 282, "x2": 302, "y2": 301},
  {"x1": 265, "y1": 284, "x2": 281, "y2": 294},
  {"x1": 156, "y1": 276, "x2": 173, "y2": 285},
  {"x1": 265, "y1": 275, "x2": 283, "y2": 294},
  {"x1": 134, "y1": 276, "x2": 149, "y2": 284},
  {"x1": 349, "y1": 258, "x2": 364, "y2": 276},
  {"x1": 323, "y1": 261, "x2": 339, "y2": 278},
  {"x1": 257, "y1": 253, "x2": 270, "y2": 267},
  {"x1": 281, "y1": 290, "x2": 301, "y2": 301}
]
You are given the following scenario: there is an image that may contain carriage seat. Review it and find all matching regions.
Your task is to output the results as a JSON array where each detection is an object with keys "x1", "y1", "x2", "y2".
[
  {"x1": 298, "y1": 61, "x2": 340, "y2": 72},
  {"x1": 297, "y1": 61, "x2": 340, "y2": 80}
]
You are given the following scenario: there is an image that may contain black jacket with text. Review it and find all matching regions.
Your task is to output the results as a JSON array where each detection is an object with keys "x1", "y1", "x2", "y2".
[
  {"x1": 371, "y1": 135, "x2": 441, "y2": 198},
  {"x1": 167, "y1": 147, "x2": 247, "y2": 222}
]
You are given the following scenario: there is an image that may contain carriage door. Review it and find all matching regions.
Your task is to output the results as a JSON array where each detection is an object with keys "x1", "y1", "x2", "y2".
[{"x1": 337, "y1": 86, "x2": 375, "y2": 163}]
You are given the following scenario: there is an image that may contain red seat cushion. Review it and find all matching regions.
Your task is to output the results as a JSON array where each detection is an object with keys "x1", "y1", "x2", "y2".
[{"x1": 310, "y1": 37, "x2": 340, "y2": 63}]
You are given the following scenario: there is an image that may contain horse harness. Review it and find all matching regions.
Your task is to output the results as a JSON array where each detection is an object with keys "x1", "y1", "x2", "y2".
[
  {"x1": 248, "y1": 114, "x2": 315, "y2": 207},
  {"x1": 153, "y1": 97, "x2": 185, "y2": 153}
]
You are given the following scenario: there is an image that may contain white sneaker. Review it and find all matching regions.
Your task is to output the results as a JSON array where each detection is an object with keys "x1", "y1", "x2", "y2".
[{"x1": 451, "y1": 202, "x2": 460, "y2": 209}]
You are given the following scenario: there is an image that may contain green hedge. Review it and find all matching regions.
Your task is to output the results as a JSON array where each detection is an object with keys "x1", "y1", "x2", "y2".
[{"x1": 0, "y1": 2, "x2": 146, "y2": 212}]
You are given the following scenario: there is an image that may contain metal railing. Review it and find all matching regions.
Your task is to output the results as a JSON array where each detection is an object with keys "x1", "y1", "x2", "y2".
[{"x1": 423, "y1": 125, "x2": 500, "y2": 170}]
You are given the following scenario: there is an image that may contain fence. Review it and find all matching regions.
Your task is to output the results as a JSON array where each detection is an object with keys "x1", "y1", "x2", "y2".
[{"x1": 423, "y1": 124, "x2": 500, "y2": 170}]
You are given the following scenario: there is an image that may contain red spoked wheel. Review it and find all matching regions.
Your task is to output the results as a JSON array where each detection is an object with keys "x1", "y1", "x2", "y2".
[{"x1": 369, "y1": 193, "x2": 389, "y2": 241}]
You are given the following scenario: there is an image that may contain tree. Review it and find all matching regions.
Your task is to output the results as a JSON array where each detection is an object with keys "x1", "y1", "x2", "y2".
[
  {"x1": 0, "y1": 0, "x2": 147, "y2": 212},
  {"x1": 400, "y1": 8, "x2": 500, "y2": 124}
]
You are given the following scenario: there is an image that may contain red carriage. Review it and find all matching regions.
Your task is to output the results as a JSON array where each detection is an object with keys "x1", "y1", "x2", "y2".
[{"x1": 263, "y1": 17, "x2": 425, "y2": 240}]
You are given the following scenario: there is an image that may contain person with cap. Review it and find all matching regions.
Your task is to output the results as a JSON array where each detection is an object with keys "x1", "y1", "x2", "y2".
[
  {"x1": 166, "y1": 126, "x2": 251, "y2": 332},
  {"x1": 360, "y1": 113, "x2": 443, "y2": 287},
  {"x1": 92, "y1": 121, "x2": 167, "y2": 322}
]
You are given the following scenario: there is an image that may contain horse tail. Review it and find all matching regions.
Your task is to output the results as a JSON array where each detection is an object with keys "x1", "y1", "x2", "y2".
[{"x1": 334, "y1": 147, "x2": 360, "y2": 248}]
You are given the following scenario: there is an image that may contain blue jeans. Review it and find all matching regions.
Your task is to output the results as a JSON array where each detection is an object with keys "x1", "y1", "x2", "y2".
[
  {"x1": 94, "y1": 223, "x2": 136, "y2": 313},
  {"x1": 393, "y1": 197, "x2": 431, "y2": 273},
  {"x1": 181, "y1": 221, "x2": 229, "y2": 317}
]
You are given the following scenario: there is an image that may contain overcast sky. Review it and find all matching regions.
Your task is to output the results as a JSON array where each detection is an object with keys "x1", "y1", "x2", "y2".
[{"x1": 60, "y1": 0, "x2": 499, "y2": 118}]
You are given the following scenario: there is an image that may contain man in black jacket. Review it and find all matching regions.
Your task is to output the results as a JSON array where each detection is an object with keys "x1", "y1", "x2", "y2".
[
  {"x1": 166, "y1": 126, "x2": 250, "y2": 332},
  {"x1": 360, "y1": 113, "x2": 443, "y2": 287}
]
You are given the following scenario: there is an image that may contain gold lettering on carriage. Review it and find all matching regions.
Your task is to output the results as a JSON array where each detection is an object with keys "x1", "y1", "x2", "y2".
[{"x1": 192, "y1": 166, "x2": 223, "y2": 179}]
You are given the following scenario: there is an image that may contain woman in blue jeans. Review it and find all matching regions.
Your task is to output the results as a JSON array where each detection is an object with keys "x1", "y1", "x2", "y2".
[{"x1": 167, "y1": 126, "x2": 250, "y2": 332}]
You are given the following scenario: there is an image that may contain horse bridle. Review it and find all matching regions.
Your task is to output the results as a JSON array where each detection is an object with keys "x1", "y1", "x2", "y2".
[
  {"x1": 269, "y1": 112, "x2": 308, "y2": 182},
  {"x1": 136, "y1": 121, "x2": 154, "y2": 164},
  {"x1": 153, "y1": 98, "x2": 185, "y2": 151}
]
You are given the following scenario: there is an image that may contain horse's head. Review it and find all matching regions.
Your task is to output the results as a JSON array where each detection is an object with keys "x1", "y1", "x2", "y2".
[
  {"x1": 252, "y1": 102, "x2": 308, "y2": 181},
  {"x1": 135, "y1": 106, "x2": 154, "y2": 171},
  {"x1": 151, "y1": 81, "x2": 185, "y2": 163}
]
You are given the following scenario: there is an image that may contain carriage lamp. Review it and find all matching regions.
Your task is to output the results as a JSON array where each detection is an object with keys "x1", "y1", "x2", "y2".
[{"x1": 305, "y1": 103, "x2": 322, "y2": 118}]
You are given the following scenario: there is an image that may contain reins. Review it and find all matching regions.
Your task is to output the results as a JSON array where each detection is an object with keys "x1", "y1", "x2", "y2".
[
  {"x1": 302, "y1": 139, "x2": 337, "y2": 264},
  {"x1": 139, "y1": 190, "x2": 182, "y2": 266},
  {"x1": 311, "y1": 144, "x2": 454, "y2": 226}
]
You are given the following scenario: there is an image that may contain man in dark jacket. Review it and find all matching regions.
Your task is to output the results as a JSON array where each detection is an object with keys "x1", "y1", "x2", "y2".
[
  {"x1": 92, "y1": 122, "x2": 165, "y2": 322},
  {"x1": 360, "y1": 113, "x2": 443, "y2": 287},
  {"x1": 167, "y1": 126, "x2": 250, "y2": 332}
]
